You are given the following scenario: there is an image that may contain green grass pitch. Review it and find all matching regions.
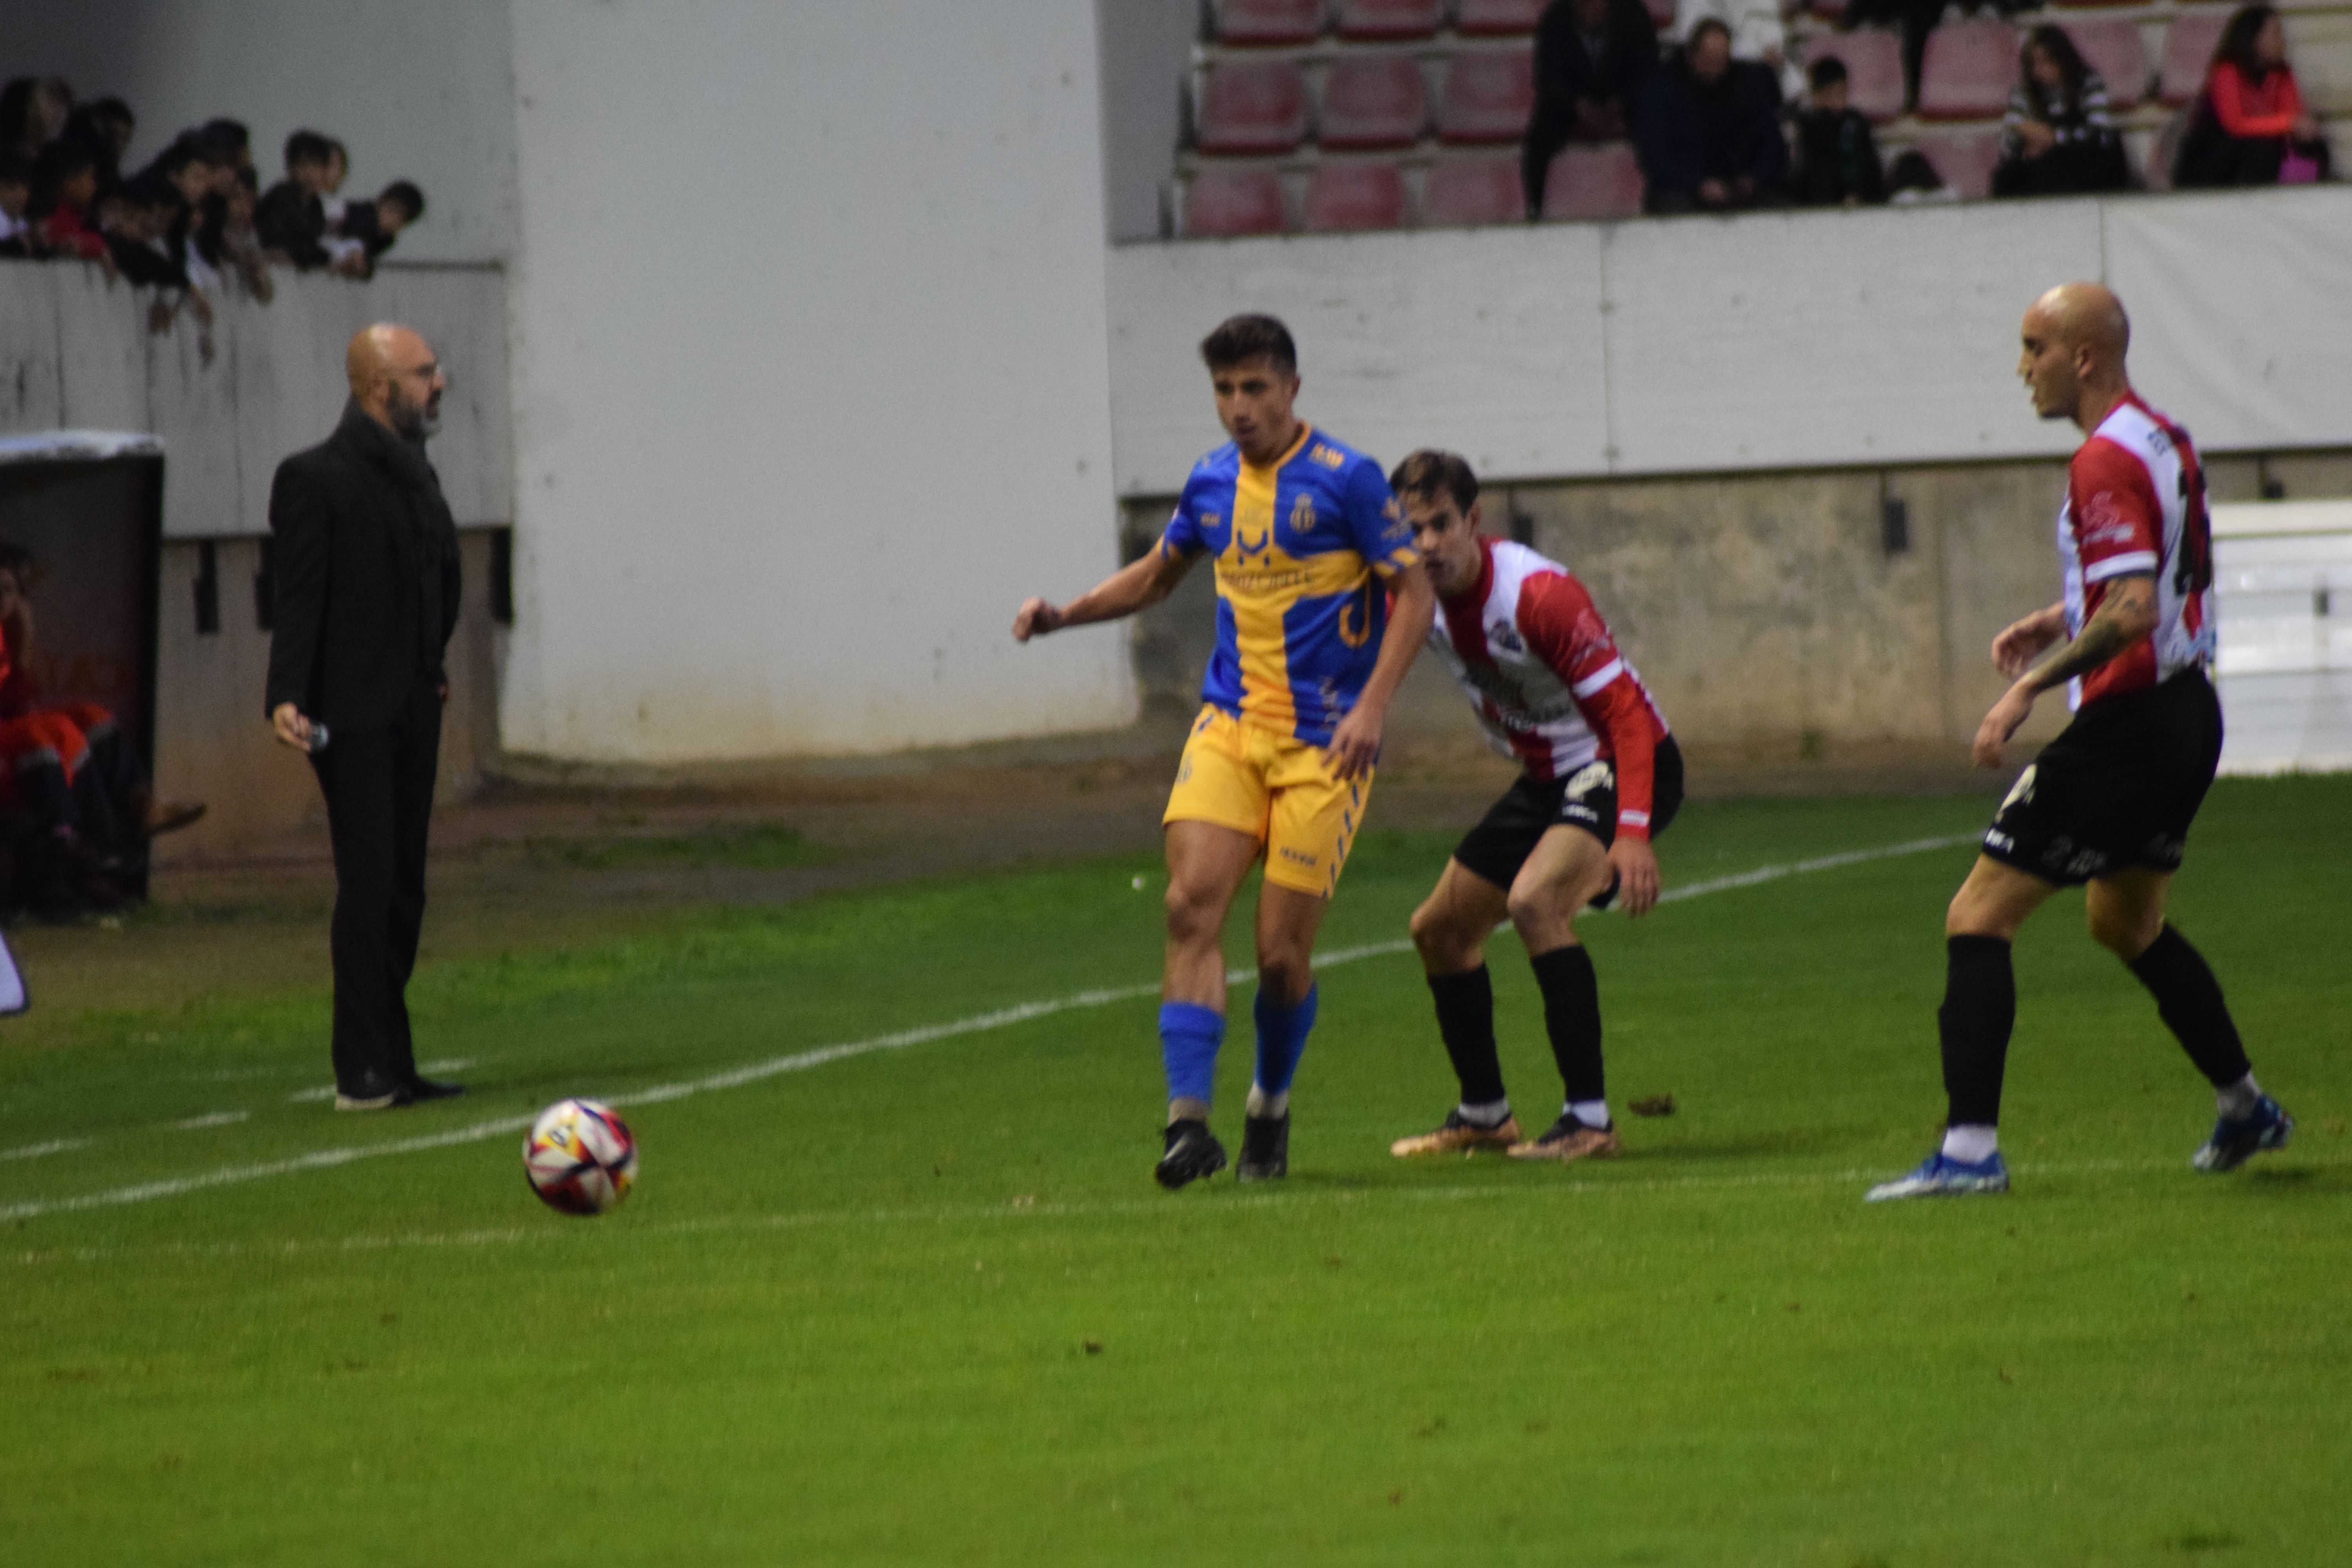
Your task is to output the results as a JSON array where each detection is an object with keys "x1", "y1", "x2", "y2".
[{"x1": 3, "y1": 779, "x2": 2347, "y2": 1566}]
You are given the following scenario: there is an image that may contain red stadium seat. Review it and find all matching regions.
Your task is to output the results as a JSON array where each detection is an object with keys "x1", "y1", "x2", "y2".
[
  {"x1": 1424, "y1": 155, "x2": 1526, "y2": 223},
  {"x1": 1185, "y1": 167, "x2": 1290, "y2": 236},
  {"x1": 1436, "y1": 48, "x2": 1537, "y2": 143},
  {"x1": 1917, "y1": 20, "x2": 2021, "y2": 120},
  {"x1": 1196, "y1": 60, "x2": 1312, "y2": 154},
  {"x1": 1319, "y1": 54, "x2": 1430, "y2": 148},
  {"x1": 1918, "y1": 131, "x2": 2005, "y2": 197},
  {"x1": 1455, "y1": 0, "x2": 1545, "y2": 38},
  {"x1": 1540, "y1": 140, "x2": 1645, "y2": 220},
  {"x1": 1303, "y1": 161, "x2": 1411, "y2": 229},
  {"x1": 1806, "y1": 29, "x2": 1907, "y2": 124},
  {"x1": 2060, "y1": 18, "x2": 2148, "y2": 110},
  {"x1": 1644, "y1": 0, "x2": 1678, "y2": 29},
  {"x1": 1216, "y1": 0, "x2": 1325, "y2": 46},
  {"x1": 2158, "y1": 12, "x2": 2227, "y2": 107},
  {"x1": 1336, "y1": 0, "x2": 1443, "y2": 41}
]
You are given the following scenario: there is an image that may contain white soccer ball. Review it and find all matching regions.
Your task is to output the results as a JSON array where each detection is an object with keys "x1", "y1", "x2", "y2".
[{"x1": 523, "y1": 1098, "x2": 638, "y2": 1216}]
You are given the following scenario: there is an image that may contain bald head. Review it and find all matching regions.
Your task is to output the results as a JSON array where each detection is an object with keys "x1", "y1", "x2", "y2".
[
  {"x1": 2018, "y1": 283, "x2": 2132, "y2": 431},
  {"x1": 346, "y1": 323, "x2": 445, "y2": 440}
]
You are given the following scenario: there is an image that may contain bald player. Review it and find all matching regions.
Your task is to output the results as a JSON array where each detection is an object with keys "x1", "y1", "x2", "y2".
[
  {"x1": 266, "y1": 324, "x2": 465, "y2": 1112},
  {"x1": 1868, "y1": 283, "x2": 2293, "y2": 1201}
]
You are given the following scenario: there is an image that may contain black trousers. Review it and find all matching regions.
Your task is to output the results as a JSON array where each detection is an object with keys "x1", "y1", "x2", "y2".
[{"x1": 311, "y1": 678, "x2": 442, "y2": 1093}]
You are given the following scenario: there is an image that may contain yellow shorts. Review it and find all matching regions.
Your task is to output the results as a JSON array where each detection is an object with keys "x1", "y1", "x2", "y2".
[{"x1": 1162, "y1": 706, "x2": 1372, "y2": 898}]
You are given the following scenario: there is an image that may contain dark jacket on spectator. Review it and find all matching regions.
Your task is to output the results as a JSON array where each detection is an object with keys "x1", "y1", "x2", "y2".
[
  {"x1": 106, "y1": 231, "x2": 188, "y2": 288},
  {"x1": 1635, "y1": 55, "x2": 1786, "y2": 211},
  {"x1": 2173, "y1": 61, "x2": 2331, "y2": 187},
  {"x1": 265, "y1": 401, "x2": 462, "y2": 731},
  {"x1": 1789, "y1": 106, "x2": 1886, "y2": 204},
  {"x1": 1523, "y1": 0, "x2": 1662, "y2": 214},
  {"x1": 339, "y1": 200, "x2": 400, "y2": 260},
  {"x1": 256, "y1": 178, "x2": 328, "y2": 267}
]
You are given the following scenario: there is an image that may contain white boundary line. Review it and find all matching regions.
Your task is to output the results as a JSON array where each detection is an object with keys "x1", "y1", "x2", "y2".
[{"x1": 0, "y1": 832, "x2": 1977, "y2": 1226}]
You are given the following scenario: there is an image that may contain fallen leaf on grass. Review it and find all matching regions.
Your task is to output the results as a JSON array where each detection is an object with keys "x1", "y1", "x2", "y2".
[
  {"x1": 1628, "y1": 1093, "x2": 1677, "y2": 1118},
  {"x1": 1082, "y1": 1340, "x2": 1103, "y2": 1356}
]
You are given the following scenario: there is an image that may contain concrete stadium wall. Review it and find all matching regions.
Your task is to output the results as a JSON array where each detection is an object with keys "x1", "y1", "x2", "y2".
[
  {"x1": 1105, "y1": 187, "x2": 2352, "y2": 496},
  {"x1": 3, "y1": 0, "x2": 518, "y2": 264},
  {"x1": 500, "y1": 0, "x2": 1135, "y2": 764},
  {"x1": 1095, "y1": 0, "x2": 1200, "y2": 242}
]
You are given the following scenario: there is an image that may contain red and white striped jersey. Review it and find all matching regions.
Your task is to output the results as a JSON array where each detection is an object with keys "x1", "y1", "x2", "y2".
[
  {"x1": 2058, "y1": 394, "x2": 2216, "y2": 709},
  {"x1": 1426, "y1": 537, "x2": 1671, "y2": 836}
]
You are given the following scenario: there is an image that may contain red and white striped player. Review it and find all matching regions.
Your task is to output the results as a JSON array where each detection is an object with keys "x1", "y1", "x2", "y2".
[{"x1": 1384, "y1": 451, "x2": 1681, "y2": 1165}]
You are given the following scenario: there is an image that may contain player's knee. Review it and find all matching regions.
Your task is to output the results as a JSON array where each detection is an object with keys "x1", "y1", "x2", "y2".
[
  {"x1": 1408, "y1": 897, "x2": 1461, "y2": 961},
  {"x1": 2087, "y1": 900, "x2": 2160, "y2": 959},
  {"x1": 1163, "y1": 880, "x2": 1223, "y2": 946}
]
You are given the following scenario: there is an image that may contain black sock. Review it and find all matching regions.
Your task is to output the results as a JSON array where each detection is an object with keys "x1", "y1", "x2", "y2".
[
  {"x1": 1940, "y1": 934, "x2": 2015, "y2": 1128},
  {"x1": 1528, "y1": 945, "x2": 1604, "y2": 1106},
  {"x1": 1427, "y1": 965, "x2": 1506, "y2": 1107},
  {"x1": 2126, "y1": 924, "x2": 2253, "y2": 1089}
]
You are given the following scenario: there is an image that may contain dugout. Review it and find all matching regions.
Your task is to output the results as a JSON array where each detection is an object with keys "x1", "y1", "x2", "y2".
[{"x1": 0, "y1": 431, "x2": 166, "y2": 905}]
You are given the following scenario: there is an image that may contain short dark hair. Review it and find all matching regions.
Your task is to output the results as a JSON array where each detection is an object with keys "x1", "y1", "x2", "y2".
[
  {"x1": 1690, "y1": 17, "x2": 1733, "y2": 49},
  {"x1": 1200, "y1": 314, "x2": 1297, "y2": 374},
  {"x1": 199, "y1": 118, "x2": 249, "y2": 153},
  {"x1": 379, "y1": 179, "x2": 425, "y2": 220},
  {"x1": 1808, "y1": 56, "x2": 1849, "y2": 91},
  {"x1": 284, "y1": 129, "x2": 334, "y2": 171},
  {"x1": 1388, "y1": 449, "x2": 1479, "y2": 513},
  {"x1": 155, "y1": 136, "x2": 218, "y2": 176},
  {"x1": 124, "y1": 171, "x2": 183, "y2": 213}
]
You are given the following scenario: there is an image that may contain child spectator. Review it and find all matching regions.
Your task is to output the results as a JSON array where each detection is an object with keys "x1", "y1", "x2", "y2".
[
  {"x1": 1992, "y1": 25, "x2": 2128, "y2": 197},
  {"x1": 60, "y1": 98, "x2": 136, "y2": 189},
  {"x1": 0, "y1": 153, "x2": 33, "y2": 257},
  {"x1": 101, "y1": 176, "x2": 189, "y2": 289},
  {"x1": 256, "y1": 129, "x2": 338, "y2": 269},
  {"x1": 1789, "y1": 56, "x2": 1886, "y2": 206},
  {"x1": 0, "y1": 77, "x2": 73, "y2": 161},
  {"x1": 336, "y1": 180, "x2": 426, "y2": 269},
  {"x1": 30, "y1": 140, "x2": 110, "y2": 265},
  {"x1": 1524, "y1": 0, "x2": 1662, "y2": 217},
  {"x1": 2173, "y1": 4, "x2": 2332, "y2": 187},
  {"x1": 1885, "y1": 147, "x2": 1958, "y2": 204},
  {"x1": 210, "y1": 165, "x2": 274, "y2": 301},
  {"x1": 1634, "y1": 19, "x2": 1787, "y2": 213}
]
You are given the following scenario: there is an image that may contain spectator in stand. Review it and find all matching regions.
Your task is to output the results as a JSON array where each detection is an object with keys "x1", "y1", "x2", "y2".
[
  {"x1": 29, "y1": 140, "x2": 110, "y2": 267},
  {"x1": 1635, "y1": 18, "x2": 1787, "y2": 213},
  {"x1": 211, "y1": 165, "x2": 275, "y2": 301},
  {"x1": 101, "y1": 177, "x2": 186, "y2": 283},
  {"x1": 2173, "y1": 4, "x2": 2332, "y2": 187},
  {"x1": 1523, "y1": 0, "x2": 1662, "y2": 217},
  {"x1": 1992, "y1": 25, "x2": 2129, "y2": 197},
  {"x1": 0, "y1": 78, "x2": 73, "y2": 161},
  {"x1": 1886, "y1": 148, "x2": 1958, "y2": 204},
  {"x1": 0, "y1": 153, "x2": 33, "y2": 258},
  {"x1": 257, "y1": 129, "x2": 344, "y2": 271},
  {"x1": 1789, "y1": 56, "x2": 1885, "y2": 206},
  {"x1": 61, "y1": 98, "x2": 136, "y2": 189},
  {"x1": 149, "y1": 136, "x2": 227, "y2": 294},
  {"x1": 1674, "y1": 0, "x2": 1802, "y2": 101},
  {"x1": 336, "y1": 180, "x2": 426, "y2": 270}
]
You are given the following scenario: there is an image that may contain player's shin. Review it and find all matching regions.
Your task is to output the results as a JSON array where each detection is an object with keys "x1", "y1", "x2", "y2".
[
  {"x1": 1427, "y1": 965, "x2": 1508, "y2": 1120},
  {"x1": 1939, "y1": 934, "x2": 2016, "y2": 1155},
  {"x1": 1160, "y1": 1002, "x2": 1224, "y2": 1124},
  {"x1": 1529, "y1": 944, "x2": 1609, "y2": 1128},
  {"x1": 2125, "y1": 924, "x2": 2257, "y2": 1111},
  {"x1": 1247, "y1": 983, "x2": 1317, "y2": 1118}
]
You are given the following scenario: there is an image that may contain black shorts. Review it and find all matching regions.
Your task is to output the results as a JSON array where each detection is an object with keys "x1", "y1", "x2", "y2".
[
  {"x1": 1454, "y1": 735, "x2": 1685, "y2": 894},
  {"x1": 1981, "y1": 670, "x2": 2222, "y2": 887}
]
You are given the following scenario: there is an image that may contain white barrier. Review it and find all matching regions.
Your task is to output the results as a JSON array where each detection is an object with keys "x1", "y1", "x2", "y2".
[{"x1": 2214, "y1": 500, "x2": 2352, "y2": 775}]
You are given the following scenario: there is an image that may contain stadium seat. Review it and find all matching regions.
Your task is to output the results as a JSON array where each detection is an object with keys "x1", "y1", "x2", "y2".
[
  {"x1": 2062, "y1": 17, "x2": 2149, "y2": 110},
  {"x1": 1303, "y1": 161, "x2": 1411, "y2": 229},
  {"x1": 1918, "y1": 131, "x2": 2005, "y2": 197},
  {"x1": 1216, "y1": 0, "x2": 1326, "y2": 47},
  {"x1": 1917, "y1": 20, "x2": 2022, "y2": 121},
  {"x1": 2158, "y1": 12, "x2": 2227, "y2": 107},
  {"x1": 1455, "y1": 0, "x2": 1545, "y2": 38},
  {"x1": 1335, "y1": 0, "x2": 1443, "y2": 41},
  {"x1": 1809, "y1": 0, "x2": 1847, "y2": 17},
  {"x1": 1319, "y1": 54, "x2": 1431, "y2": 148},
  {"x1": 1644, "y1": 0, "x2": 1678, "y2": 29},
  {"x1": 1196, "y1": 60, "x2": 1312, "y2": 155},
  {"x1": 1807, "y1": 29, "x2": 1907, "y2": 124},
  {"x1": 1424, "y1": 155, "x2": 1527, "y2": 223},
  {"x1": 1185, "y1": 167, "x2": 1290, "y2": 236},
  {"x1": 1436, "y1": 49, "x2": 1537, "y2": 143},
  {"x1": 1540, "y1": 140, "x2": 1645, "y2": 220}
]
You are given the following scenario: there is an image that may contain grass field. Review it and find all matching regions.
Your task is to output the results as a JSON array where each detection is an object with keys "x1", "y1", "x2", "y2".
[{"x1": 3, "y1": 779, "x2": 2347, "y2": 1566}]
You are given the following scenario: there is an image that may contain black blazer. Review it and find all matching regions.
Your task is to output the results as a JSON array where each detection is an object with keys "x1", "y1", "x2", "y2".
[{"x1": 265, "y1": 403, "x2": 463, "y2": 731}]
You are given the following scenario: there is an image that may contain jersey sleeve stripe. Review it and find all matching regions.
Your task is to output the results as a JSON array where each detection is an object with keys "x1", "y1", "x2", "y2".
[
  {"x1": 1619, "y1": 808, "x2": 1650, "y2": 826},
  {"x1": 2083, "y1": 550, "x2": 2159, "y2": 583},
  {"x1": 1569, "y1": 658, "x2": 1626, "y2": 699}
]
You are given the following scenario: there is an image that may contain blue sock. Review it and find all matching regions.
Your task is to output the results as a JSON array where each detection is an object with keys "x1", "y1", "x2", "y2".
[
  {"x1": 1159, "y1": 1002, "x2": 1224, "y2": 1108},
  {"x1": 1252, "y1": 983, "x2": 1318, "y2": 1100}
]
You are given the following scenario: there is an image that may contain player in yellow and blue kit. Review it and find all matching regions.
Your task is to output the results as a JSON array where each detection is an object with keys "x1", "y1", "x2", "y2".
[{"x1": 1013, "y1": 315, "x2": 1436, "y2": 1188}]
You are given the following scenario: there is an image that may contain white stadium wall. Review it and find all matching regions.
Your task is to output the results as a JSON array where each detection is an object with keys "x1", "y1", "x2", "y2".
[
  {"x1": 1105, "y1": 187, "x2": 2352, "y2": 496},
  {"x1": 500, "y1": 0, "x2": 1134, "y2": 763},
  {"x1": 3, "y1": 0, "x2": 518, "y2": 265}
]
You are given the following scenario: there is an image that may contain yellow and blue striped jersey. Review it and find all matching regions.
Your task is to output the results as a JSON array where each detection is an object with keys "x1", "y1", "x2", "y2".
[{"x1": 1161, "y1": 425, "x2": 1418, "y2": 746}]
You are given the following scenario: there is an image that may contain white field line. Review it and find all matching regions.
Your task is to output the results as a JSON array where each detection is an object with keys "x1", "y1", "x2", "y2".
[
  {"x1": 1, "y1": 1137, "x2": 91, "y2": 1162},
  {"x1": 171, "y1": 1111, "x2": 250, "y2": 1131},
  {"x1": 0, "y1": 831, "x2": 1978, "y2": 1227}
]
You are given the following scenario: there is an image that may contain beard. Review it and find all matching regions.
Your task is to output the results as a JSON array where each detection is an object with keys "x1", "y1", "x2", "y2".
[{"x1": 386, "y1": 383, "x2": 442, "y2": 440}]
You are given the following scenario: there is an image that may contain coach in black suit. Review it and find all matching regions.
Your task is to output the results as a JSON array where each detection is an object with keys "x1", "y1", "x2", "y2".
[{"x1": 266, "y1": 323, "x2": 466, "y2": 1111}]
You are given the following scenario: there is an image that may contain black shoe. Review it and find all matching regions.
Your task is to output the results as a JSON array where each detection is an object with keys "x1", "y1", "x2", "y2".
[
  {"x1": 406, "y1": 1076, "x2": 467, "y2": 1103},
  {"x1": 1155, "y1": 1118, "x2": 1227, "y2": 1190},
  {"x1": 1238, "y1": 1111, "x2": 1290, "y2": 1181},
  {"x1": 334, "y1": 1070, "x2": 416, "y2": 1112}
]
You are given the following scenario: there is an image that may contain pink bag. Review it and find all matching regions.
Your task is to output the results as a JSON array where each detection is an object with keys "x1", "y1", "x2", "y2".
[{"x1": 2279, "y1": 150, "x2": 2321, "y2": 184}]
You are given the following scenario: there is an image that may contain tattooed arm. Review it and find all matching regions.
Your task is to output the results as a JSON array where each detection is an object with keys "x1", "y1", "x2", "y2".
[{"x1": 1971, "y1": 573, "x2": 2158, "y2": 768}]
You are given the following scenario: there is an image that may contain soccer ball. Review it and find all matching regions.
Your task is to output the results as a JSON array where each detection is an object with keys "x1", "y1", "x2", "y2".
[{"x1": 523, "y1": 1098, "x2": 638, "y2": 1216}]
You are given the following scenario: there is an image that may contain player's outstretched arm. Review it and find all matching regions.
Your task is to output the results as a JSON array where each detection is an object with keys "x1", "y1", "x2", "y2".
[
  {"x1": 1012, "y1": 540, "x2": 1196, "y2": 642},
  {"x1": 1326, "y1": 561, "x2": 1436, "y2": 780},
  {"x1": 1991, "y1": 602, "x2": 2069, "y2": 679},
  {"x1": 1973, "y1": 574, "x2": 2158, "y2": 767}
]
